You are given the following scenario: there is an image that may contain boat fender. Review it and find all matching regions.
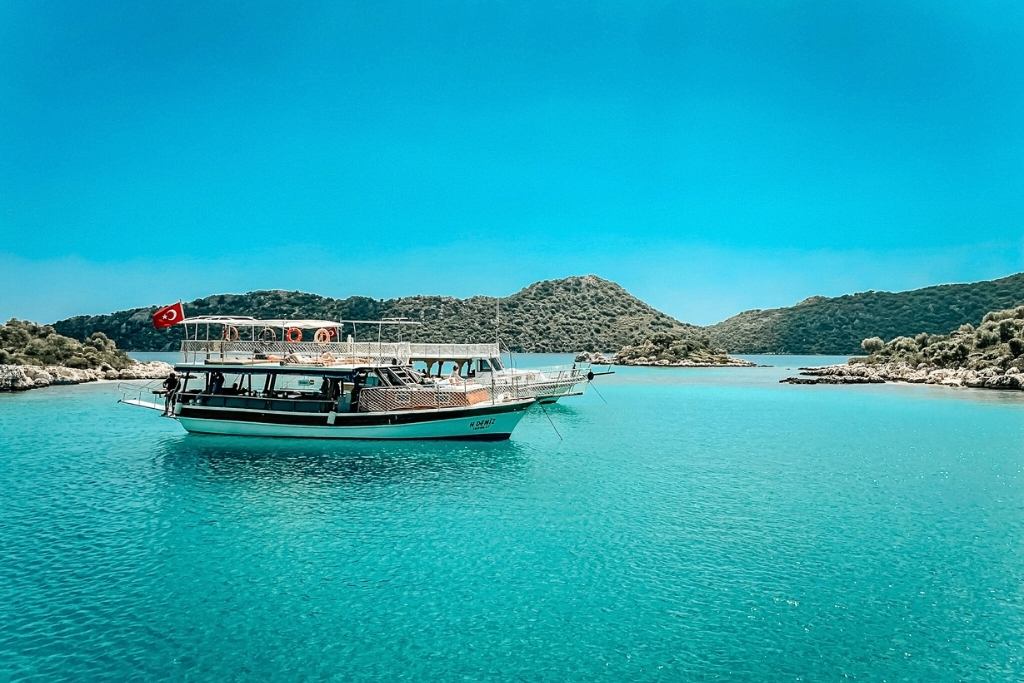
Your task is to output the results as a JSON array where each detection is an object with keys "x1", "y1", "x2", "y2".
[
  {"x1": 285, "y1": 327, "x2": 302, "y2": 343},
  {"x1": 314, "y1": 328, "x2": 331, "y2": 343},
  {"x1": 222, "y1": 325, "x2": 240, "y2": 341},
  {"x1": 587, "y1": 370, "x2": 595, "y2": 381}
]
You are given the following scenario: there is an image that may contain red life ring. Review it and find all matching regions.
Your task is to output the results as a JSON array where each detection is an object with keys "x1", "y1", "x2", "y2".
[{"x1": 285, "y1": 327, "x2": 302, "y2": 343}]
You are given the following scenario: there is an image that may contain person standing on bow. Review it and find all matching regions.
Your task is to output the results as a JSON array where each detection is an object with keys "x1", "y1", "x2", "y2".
[{"x1": 162, "y1": 372, "x2": 179, "y2": 416}]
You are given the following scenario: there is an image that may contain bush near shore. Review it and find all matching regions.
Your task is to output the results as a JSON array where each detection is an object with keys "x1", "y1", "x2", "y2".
[
  {"x1": 783, "y1": 305, "x2": 1024, "y2": 389},
  {"x1": 0, "y1": 319, "x2": 131, "y2": 370},
  {"x1": 855, "y1": 306, "x2": 1024, "y2": 373}
]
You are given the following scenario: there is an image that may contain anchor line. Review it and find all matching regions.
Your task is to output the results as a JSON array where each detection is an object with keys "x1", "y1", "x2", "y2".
[
  {"x1": 589, "y1": 380, "x2": 608, "y2": 405},
  {"x1": 537, "y1": 401, "x2": 563, "y2": 441}
]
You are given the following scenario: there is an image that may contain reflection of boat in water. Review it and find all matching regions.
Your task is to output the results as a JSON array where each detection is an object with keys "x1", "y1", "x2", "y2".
[
  {"x1": 119, "y1": 317, "x2": 535, "y2": 441},
  {"x1": 153, "y1": 433, "x2": 531, "y2": 485}
]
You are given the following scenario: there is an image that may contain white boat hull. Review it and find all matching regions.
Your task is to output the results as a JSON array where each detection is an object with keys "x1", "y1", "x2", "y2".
[{"x1": 174, "y1": 401, "x2": 533, "y2": 441}]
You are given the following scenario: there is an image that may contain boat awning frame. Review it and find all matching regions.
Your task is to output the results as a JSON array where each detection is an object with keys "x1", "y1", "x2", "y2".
[{"x1": 179, "y1": 316, "x2": 422, "y2": 329}]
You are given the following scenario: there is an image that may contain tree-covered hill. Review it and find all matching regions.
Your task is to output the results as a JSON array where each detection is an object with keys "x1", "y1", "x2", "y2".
[
  {"x1": 53, "y1": 275, "x2": 698, "y2": 353},
  {"x1": 707, "y1": 272, "x2": 1024, "y2": 354}
]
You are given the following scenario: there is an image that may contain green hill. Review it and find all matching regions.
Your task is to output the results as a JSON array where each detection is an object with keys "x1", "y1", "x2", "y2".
[
  {"x1": 707, "y1": 272, "x2": 1024, "y2": 354},
  {"x1": 53, "y1": 275, "x2": 698, "y2": 353}
]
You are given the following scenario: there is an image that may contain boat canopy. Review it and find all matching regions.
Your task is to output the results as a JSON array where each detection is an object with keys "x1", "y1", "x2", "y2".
[
  {"x1": 179, "y1": 316, "x2": 421, "y2": 329},
  {"x1": 172, "y1": 362, "x2": 371, "y2": 377}
]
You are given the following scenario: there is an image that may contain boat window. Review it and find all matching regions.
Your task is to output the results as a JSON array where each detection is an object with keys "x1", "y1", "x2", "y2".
[
  {"x1": 490, "y1": 357, "x2": 504, "y2": 371},
  {"x1": 478, "y1": 359, "x2": 492, "y2": 372}
]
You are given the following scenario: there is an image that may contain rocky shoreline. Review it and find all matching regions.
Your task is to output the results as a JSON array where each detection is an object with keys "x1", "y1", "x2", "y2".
[
  {"x1": 0, "y1": 361, "x2": 174, "y2": 393},
  {"x1": 615, "y1": 356, "x2": 757, "y2": 368},
  {"x1": 781, "y1": 362, "x2": 1024, "y2": 390},
  {"x1": 575, "y1": 350, "x2": 756, "y2": 368}
]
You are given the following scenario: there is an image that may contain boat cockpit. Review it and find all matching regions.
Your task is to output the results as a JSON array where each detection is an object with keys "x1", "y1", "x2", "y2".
[{"x1": 170, "y1": 361, "x2": 484, "y2": 415}]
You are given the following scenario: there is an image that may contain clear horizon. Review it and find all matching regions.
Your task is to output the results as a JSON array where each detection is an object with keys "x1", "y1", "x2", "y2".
[{"x1": 3, "y1": 2, "x2": 1023, "y2": 325}]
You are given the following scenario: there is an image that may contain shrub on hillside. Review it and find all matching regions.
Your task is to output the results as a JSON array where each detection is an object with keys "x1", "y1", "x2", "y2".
[
  {"x1": 852, "y1": 305, "x2": 1024, "y2": 372},
  {"x1": 0, "y1": 319, "x2": 130, "y2": 369},
  {"x1": 861, "y1": 337, "x2": 884, "y2": 353}
]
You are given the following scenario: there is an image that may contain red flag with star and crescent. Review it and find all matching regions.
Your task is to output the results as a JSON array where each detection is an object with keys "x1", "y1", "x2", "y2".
[{"x1": 152, "y1": 302, "x2": 185, "y2": 329}]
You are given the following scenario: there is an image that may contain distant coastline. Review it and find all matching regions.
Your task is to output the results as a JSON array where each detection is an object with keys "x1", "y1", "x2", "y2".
[{"x1": 49, "y1": 272, "x2": 1024, "y2": 357}]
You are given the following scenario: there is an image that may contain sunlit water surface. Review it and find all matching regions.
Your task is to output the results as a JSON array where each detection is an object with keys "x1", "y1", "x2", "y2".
[{"x1": 1, "y1": 355, "x2": 1022, "y2": 679}]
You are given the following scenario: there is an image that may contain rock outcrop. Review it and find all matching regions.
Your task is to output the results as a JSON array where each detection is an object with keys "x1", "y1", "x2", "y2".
[
  {"x1": 780, "y1": 362, "x2": 1024, "y2": 390},
  {"x1": 615, "y1": 355, "x2": 756, "y2": 368},
  {"x1": 574, "y1": 351, "x2": 614, "y2": 364},
  {"x1": 612, "y1": 332, "x2": 756, "y2": 368},
  {"x1": 0, "y1": 361, "x2": 173, "y2": 392}
]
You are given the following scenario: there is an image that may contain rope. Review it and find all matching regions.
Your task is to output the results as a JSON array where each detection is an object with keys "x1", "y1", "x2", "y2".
[{"x1": 538, "y1": 400, "x2": 563, "y2": 441}]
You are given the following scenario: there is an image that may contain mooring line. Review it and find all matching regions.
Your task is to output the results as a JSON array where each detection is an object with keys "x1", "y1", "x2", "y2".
[{"x1": 538, "y1": 401, "x2": 563, "y2": 441}]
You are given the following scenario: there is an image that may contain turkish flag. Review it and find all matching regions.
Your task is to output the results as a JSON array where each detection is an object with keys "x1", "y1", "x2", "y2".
[{"x1": 152, "y1": 302, "x2": 185, "y2": 329}]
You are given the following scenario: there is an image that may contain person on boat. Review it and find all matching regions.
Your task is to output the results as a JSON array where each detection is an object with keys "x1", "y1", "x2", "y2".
[
  {"x1": 162, "y1": 372, "x2": 179, "y2": 415},
  {"x1": 447, "y1": 365, "x2": 463, "y2": 385},
  {"x1": 320, "y1": 377, "x2": 331, "y2": 397},
  {"x1": 210, "y1": 371, "x2": 225, "y2": 395}
]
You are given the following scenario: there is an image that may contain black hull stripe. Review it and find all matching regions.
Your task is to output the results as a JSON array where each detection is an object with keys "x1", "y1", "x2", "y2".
[
  {"x1": 177, "y1": 400, "x2": 531, "y2": 427},
  {"x1": 184, "y1": 430, "x2": 513, "y2": 442}
]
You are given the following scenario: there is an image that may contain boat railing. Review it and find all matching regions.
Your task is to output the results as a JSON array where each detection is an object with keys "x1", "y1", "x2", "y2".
[
  {"x1": 180, "y1": 340, "x2": 412, "y2": 363},
  {"x1": 116, "y1": 379, "x2": 166, "y2": 410},
  {"x1": 176, "y1": 391, "x2": 336, "y2": 414},
  {"x1": 406, "y1": 342, "x2": 501, "y2": 359},
  {"x1": 356, "y1": 365, "x2": 563, "y2": 412},
  {"x1": 357, "y1": 383, "x2": 498, "y2": 412}
]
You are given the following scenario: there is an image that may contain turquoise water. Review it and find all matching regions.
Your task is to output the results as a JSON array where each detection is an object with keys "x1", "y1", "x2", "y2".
[{"x1": 2, "y1": 355, "x2": 1023, "y2": 680}]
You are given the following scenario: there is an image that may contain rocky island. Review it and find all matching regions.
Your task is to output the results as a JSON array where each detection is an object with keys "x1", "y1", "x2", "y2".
[
  {"x1": 609, "y1": 332, "x2": 755, "y2": 367},
  {"x1": 781, "y1": 306, "x2": 1024, "y2": 391},
  {"x1": 0, "y1": 319, "x2": 172, "y2": 392}
]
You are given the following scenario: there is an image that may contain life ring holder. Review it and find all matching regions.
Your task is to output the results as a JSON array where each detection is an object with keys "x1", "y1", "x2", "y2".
[
  {"x1": 222, "y1": 325, "x2": 240, "y2": 342},
  {"x1": 259, "y1": 327, "x2": 277, "y2": 342},
  {"x1": 285, "y1": 327, "x2": 302, "y2": 343},
  {"x1": 314, "y1": 328, "x2": 332, "y2": 343}
]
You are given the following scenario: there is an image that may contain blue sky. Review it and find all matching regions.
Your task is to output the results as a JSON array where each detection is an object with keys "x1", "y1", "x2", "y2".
[{"x1": 2, "y1": 1, "x2": 1023, "y2": 325}]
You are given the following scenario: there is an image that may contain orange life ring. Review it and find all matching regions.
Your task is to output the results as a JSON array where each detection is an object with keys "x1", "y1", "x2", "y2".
[
  {"x1": 285, "y1": 327, "x2": 302, "y2": 343},
  {"x1": 222, "y1": 325, "x2": 239, "y2": 341},
  {"x1": 314, "y1": 328, "x2": 331, "y2": 343}
]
